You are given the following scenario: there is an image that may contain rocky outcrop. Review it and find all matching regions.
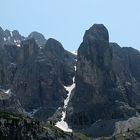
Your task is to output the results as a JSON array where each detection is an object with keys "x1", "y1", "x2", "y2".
[
  {"x1": 66, "y1": 24, "x2": 140, "y2": 137},
  {"x1": 99, "y1": 124, "x2": 140, "y2": 140},
  {"x1": 0, "y1": 27, "x2": 4, "y2": 46},
  {"x1": 28, "y1": 31, "x2": 47, "y2": 47},
  {"x1": 2, "y1": 24, "x2": 140, "y2": 138},
  {"x1": 0, "y1": 27, "x2": 45, "y2": 47},
  {"x1": 0, "y1": 28, "x2": 25, "y2": 46},
  {"x1": 0, "y1": 27, "x2": 76, "y2": 122},
  {"x1": 0, "y1": 111, "x2": 91, "y2": 140},
  {"x1": 0, "y1": 90, "x2": 24, "y2": 114}
]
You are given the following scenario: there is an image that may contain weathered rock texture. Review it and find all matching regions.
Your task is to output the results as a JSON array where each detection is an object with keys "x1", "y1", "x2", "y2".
[
  {"x1": 28, "y1": 31, "x2": 47, "y2": 46},
  {"x1": 1, "y1": 25, "x2": 140, "y2": 138},
  {"x1": 0, "y1": 27, "x2": 76, "y2": 122},
  {"x1": 66, "y1": 24, "x2": 140, "y2": 137},
  {"x1": 0, "y1": 27, "x2": 25, "y2": 46}
]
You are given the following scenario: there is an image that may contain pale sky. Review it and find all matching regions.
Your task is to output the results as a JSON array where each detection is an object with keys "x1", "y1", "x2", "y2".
[{"x1": 0, "y1": 0, "x2": 140, "y2": 51}]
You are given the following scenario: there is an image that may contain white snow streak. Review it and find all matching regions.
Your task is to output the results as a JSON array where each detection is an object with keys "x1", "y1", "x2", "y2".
[
  {"x1": 17, "y1": 44, "x2": 21, "y2": 47},
  {"x1": 72, "y1": 50, "x2": 77, "y2": 55},
  {"x1": 4, "y1": 37, "x2": 6, "y2": 41},
  {"x1": 5, "y1": 89, "x2": 11, "y2": 95},
  {"x1": 10, "y1": 31, "x2": 13, "y2": 37},
  {"x1": 14, "y1": 40, "x2": 21, "y2": 47},
  {"x1": 55, "y1": 66, "x2": 76, "y2": 132}
]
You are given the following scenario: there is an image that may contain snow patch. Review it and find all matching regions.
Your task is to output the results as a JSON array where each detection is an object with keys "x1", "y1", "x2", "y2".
[
  {"x1": 72, "y1": 50, "x2": 77, "y2": 55},
  {"x1": 0, "y1": 88, "x2": 12, "y2": 100},
  {"x1": 10, "y1": 31, "x2": 13, "y2": 37},
  {"x1": 14, "y1": 40, "x2": 21, "y2": 47},
  {"x1": 74, "y1": 66, "x2": 76, "y2": 71},
  {"x1": 5, "y1": 89, "x2": 11, "y2": 95},
  {"x1": 55, "y1": 66, "x2": 76, "y2": 132},
  {"x1": 4, "y1": 37, "x2": 6, "y2": 41},
  {"x1": 17, "y1": 44, "x2": 21, "y2": 47},
  {"x1": 63, "y1": 77, "x2": 75, "y2": 109}
]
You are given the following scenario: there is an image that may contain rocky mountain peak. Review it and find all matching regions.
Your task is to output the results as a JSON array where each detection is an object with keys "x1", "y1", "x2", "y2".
[
  {"x1": 4, "y1": 29, "x2": 11, "y2": 37},
  {"x1": 77, "y1": 24, "x2": 111, "y2": 67},
  {"x1": 0, "y1": 27, "x2": 25, "y2": 47},
  {"x1": 28, "y1": 31, "x2": 46, "y2": 46},
  {"x1": 0, "y1": 27, "x2": 4, "y2": 36},
  {"x1": 0, "y1": 26, "x2": 3, "y2": 32},
  {"x1": 46, "y1": 38, "x2": 63, "y2": 47},
  {"x1": 0, "y1": 27, "x2": 4, "y2": 45},
  {"x1": 12, "y1": 30, "x2": 25, "y2": 40},
  {"x1": 44, "y1": 38, "x2": 65, "y2": 59},
  {"x1": 83, "y1": 24, "x2": 109, "y2": 42},
  {"x1": 2, "y1": 24, "x2": 140, "y2": 139},
  {"x1": 66, "y1": 24, "x2": 140, "y2": 138}
]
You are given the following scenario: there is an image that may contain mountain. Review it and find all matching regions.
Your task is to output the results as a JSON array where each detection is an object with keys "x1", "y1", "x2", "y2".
[
  {"x1": 66, "y1": 24, "x2": 140, "y2": 138},
  {"x1": 0, "y1": 89, "x2": 24, "y2": 114},
  {"x1": 0, "y1": 27, "x2": 46, "y2": 47},
  {"x1": 0, "y1": 26, "x2": 76, "y2": 123},
  {"x1": 0, "y1": 27, "x2": 25, "y2": 47},
  {"x1": 28, "y1": 31, "x2": 47, "y2": 47},
  {"x1": 1, "y1": 25, "x2": 140, "y2": 139}
]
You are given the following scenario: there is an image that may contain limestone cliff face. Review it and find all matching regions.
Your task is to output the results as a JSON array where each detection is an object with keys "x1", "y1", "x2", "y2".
[
  {"x1": 2, "y1": 25, "x2": 140, "y2": 138},
  {"x1": 0, "y1": 27, "x2": 24, "y2": 47},
  {"x1": 0, "y1": 27, "x2": 76, "y2": 121},
  {"x1": 13, "y1": 38, "x2": 75, "y2": 120},
  {"x1": 28, "y1": 31, "x2": 47, "y2": 46},
  {"x1": 67, "y1": 24, "x2": 140, "y2": 134}
]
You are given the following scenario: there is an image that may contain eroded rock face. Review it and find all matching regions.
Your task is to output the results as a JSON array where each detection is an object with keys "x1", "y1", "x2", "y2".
[
  {"x1": 14, "y1": 39, "x2": 75, "y2": 120},
  {"x1": 3, "y1": 29, "x2": 24, "y2": 46},
  {"x1": 2, "y1": 25, "x2": 140, "y2": 138},
  {"x1": 28, "y1": 31, "x2": 47, "y2": 46},
  {"x1": 0, "y1": 90, "x2": 23, "y2": 114},
  {"x1": 0, "y1": 27, "x2": 76, "y2": 121},
  {"x1": 66, "y1": 24, "x2": 140, "y2": 137}
]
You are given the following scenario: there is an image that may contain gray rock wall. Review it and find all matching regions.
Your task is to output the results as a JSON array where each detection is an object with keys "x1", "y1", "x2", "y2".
[{"x1": 67, "y1": 24, "x2": 140, "y2": 137}]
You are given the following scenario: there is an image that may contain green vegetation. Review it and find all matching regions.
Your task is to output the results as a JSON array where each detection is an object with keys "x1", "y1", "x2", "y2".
[
  {"x1": 73, "y1": 132, "x2": 91, "y2": 140},
  {"x1": 0, "y1": 111, "x2": 91, "y2": 140},
  {"x1": 0, "y1": 111, "x2": 23, "y2": 121}
]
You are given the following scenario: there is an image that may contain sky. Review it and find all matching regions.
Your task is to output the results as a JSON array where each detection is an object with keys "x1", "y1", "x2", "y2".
[{"x1": 0, "y1": 0, "x2": 140, "y2": 51}]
